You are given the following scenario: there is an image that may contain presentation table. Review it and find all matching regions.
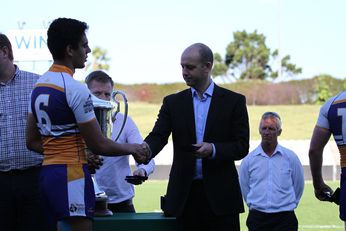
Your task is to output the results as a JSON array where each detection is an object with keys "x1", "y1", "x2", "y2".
[{"x1": 93, "y1": 212, "x2": 177, "y2": 231}]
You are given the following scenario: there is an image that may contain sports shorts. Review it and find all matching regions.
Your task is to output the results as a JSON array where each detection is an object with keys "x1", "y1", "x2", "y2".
[{"x1": 40, "y1": 164, "x2": 95, "y2": 224}]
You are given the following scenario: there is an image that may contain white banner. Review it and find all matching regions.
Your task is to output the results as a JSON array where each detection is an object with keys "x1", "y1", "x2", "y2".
[{"x1": 6, "y1": 29, "x2": 52, "y2": 61}]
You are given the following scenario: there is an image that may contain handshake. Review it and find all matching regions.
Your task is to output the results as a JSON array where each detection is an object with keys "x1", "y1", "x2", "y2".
[
  {"x1": 87, "y1": 142, "x2": 152, "y2": 173},
  {"x1": 129, "y1": 142, "x2": 152, "y2": 164}
]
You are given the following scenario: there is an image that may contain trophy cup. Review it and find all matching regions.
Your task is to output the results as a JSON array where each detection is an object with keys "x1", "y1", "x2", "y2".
[{"x1": 90, "y1": 91, "x2": 128, "y2": 216}]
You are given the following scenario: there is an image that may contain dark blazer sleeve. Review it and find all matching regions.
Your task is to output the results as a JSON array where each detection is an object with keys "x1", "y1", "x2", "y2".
[{"x1": 144, "y1": 96, "x2": 172, "y2": 157}]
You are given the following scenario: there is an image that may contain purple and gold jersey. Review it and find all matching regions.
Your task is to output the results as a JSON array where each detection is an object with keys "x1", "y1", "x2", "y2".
[
  {"x1": 29, "y1": 64, "x2": 96, "y2": 222},
  {"x1": 317, "y1": 91, "x2": 346, "y2": 221},
  {"x1": 317, "y1": 91, "x2": 346, "y2": 167},
  {"x1": 29, "y1": 64, "x2": 95, "y2": 165}
]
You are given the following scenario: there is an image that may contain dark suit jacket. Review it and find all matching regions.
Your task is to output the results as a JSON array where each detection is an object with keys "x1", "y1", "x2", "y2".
[{"x1": 144, "y1": 84, "x2": 249, "y2": 217}]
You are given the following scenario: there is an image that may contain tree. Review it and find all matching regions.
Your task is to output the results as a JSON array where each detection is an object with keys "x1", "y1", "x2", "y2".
[
  {"x1": 225, "y1": 30, "x2": 270, "y2": 80},
  {"x1": 270, "y1": 50, "x2": 302, "y2": 78},
  {"x1": 212, "y1": 30, "x2": 302, "y2": 81},
  {"x1": 212, "y1": 53, "x2": 230, "y2": 82},
  {"x1": 85, "y1": 46, "x2": 110, "y2": 71},
  {"x1": 314, "y1": 74, "x2": 336, "y2": 104}
]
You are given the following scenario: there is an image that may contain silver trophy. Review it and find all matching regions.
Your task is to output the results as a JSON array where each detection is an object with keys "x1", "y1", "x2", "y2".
[{"x1": 90, "y1": 91, "x2": 128, "y2": 216}]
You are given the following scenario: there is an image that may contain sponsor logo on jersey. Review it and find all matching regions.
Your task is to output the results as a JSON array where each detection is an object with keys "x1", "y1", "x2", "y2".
[
  {"x1": 83, "y1": 94, "x2": 94, "y2": 113},
  {"x1": 69, "y1": 203, "x2": 85, "y2": 213}
]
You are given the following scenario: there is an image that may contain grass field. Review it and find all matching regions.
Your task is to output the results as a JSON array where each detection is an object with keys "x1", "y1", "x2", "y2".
[
  {"x1": 128, "y1": 102, "x2": 321, "y2": 140},
  {"x1": 133, "y1": 180, "x2": 344, "y2": 230}
]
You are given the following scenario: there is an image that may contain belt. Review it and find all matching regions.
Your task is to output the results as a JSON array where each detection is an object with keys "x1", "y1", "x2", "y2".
[
  {"x1": 250, "y1": 209, "x2": 295, "y2": 216},
  {"x1": 0, "y1": 165, "x2": 41, "y2": 176}
]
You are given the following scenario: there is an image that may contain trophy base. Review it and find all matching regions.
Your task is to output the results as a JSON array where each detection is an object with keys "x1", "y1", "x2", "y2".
[
  {"x1": 94, "y1": 196, "x2": 113, "y2": 217},
  {"x1": 94, "y1": 209, "x2": 113, "y2": 217}
]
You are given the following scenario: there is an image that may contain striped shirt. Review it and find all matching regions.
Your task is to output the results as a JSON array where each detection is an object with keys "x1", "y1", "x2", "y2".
[{"x1": 0, "y1": 65, "x2": 43, "y2": 171}]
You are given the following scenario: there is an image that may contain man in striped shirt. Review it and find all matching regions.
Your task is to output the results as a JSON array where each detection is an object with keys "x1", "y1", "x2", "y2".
[{"x1": 0, "y1": 33, "x2": 46, "y2": 231}]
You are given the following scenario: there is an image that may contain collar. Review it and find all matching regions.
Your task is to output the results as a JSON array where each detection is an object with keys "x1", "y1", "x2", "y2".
[
  {"x1": 0, "y1": 65, "x2": 18, "y2": 86},
  {"x1": 255, "y1": 143, "x2": 283, "y2": 157},
  {"x1": 49, "y1": 64, "x2": 74, "y2": 77},
  {"x1": 191, "y1": 81, "x2": 214, "y2": 99}
]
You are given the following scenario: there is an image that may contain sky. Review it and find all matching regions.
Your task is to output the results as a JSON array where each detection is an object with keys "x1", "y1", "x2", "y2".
[{"x1": 1, "y1": 0, "x2": 345, "y2": 84}]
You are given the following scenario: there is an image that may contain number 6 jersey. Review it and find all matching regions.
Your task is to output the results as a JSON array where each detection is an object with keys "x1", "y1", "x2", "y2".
[{"x1": 29, "y1": 64, "x2": 95, "y2": 165}]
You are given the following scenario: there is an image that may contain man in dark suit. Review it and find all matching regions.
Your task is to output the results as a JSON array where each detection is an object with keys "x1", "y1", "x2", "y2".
[{"x1": 144, "y1": 43, "x2": 249, "y2": 231}]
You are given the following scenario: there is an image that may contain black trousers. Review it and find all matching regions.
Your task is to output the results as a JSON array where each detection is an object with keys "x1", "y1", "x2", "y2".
[
  {"x1": 108, "y1": 199, "x2": 135, "y2": 213},
  {"x1": 0, "y1": 166, "x2": 48, "y2": 231},
  {"x1": 246, "y1": 209, "x2": 298, "y2": 231},
  {"x1": 177, "y1": 180, "x2": 240, "y2": 231}
]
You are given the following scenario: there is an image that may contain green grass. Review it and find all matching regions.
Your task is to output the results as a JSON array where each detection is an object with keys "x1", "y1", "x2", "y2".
[
  {"x1": 134, "y1": 180, "x2": 344, "y2": 230},
  {"x1": 128, "y1": 102, "x2": 160, "y2": 139},
  {"x1": 128, "y1": 102, "x2": 321, "y2": 140}
]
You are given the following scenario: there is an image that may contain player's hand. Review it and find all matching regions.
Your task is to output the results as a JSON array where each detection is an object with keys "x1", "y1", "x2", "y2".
[
  {"x1": 314, "y1": 182, "x2": 334, "y2": 201},
  {"x1": 131, "y1": 142, "x2": 151, "y2": 164},
  {"x1": 86, "y1": 151, "x2": 103, "y2": 174}
]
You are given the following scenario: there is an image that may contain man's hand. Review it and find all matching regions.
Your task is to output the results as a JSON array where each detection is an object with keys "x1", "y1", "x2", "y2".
[
  {"x1": 86, "y1": 150, "x2": 103, "y2": 174},
  {"x1": 128, "y1": 168, "x2": 148, "y2": 185},
  {"x1": 133, "y1": 168, "x2": 147, "y2": 177},
  {"x1": 131, "y1": 142, "x2": 151, "y2": 164},
  {"x1": 192, "y1": 142, "x2": 213, "y2": 159}
]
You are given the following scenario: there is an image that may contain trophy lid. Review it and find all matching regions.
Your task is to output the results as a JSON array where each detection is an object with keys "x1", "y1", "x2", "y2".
[{"x1": 91, "y1": 94, "x2": 114, "y2": 110}]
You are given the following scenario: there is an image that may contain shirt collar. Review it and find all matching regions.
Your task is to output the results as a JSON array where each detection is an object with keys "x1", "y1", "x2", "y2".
[
  {"x1": 49, "y1": 64, "x2": 74, "y2": 77},
  {"x1": 0, "y1": 65, "x2": 19, "y2": 86},
  {"x1": 255, "y1": 143, "x2": 283, "y2": 157},
  {"x1": 191, "y1": 81, "x2": 214, "y2": 99}
]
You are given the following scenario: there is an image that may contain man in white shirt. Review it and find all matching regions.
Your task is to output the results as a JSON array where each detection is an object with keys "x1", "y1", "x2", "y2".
[
  {"x1": 240, "y1": 112, "x2": 304, "y2": 231},
  {"x1": 86, "y1": 70, "x2": 155, "y2": 212}
]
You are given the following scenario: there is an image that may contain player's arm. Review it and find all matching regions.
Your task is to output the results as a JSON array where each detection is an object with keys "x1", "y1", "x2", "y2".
[
  {"x1": 70, "y1": 84, "x2": 150, "y2": 162},
  {"x1": 26, "y1": 113, "x2": 44, "y2": 154},
  {"x1": 78, "y1": 119, "x2": 149, "y2": 163},
  {"x1": 309, "y1": 125, "x2": 333, "y2": 200}
]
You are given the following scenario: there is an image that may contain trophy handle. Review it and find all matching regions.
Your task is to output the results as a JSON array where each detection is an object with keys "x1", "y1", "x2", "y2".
[{"x1": 111, "y1": 90, "x2": 128, "y2": 142}]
